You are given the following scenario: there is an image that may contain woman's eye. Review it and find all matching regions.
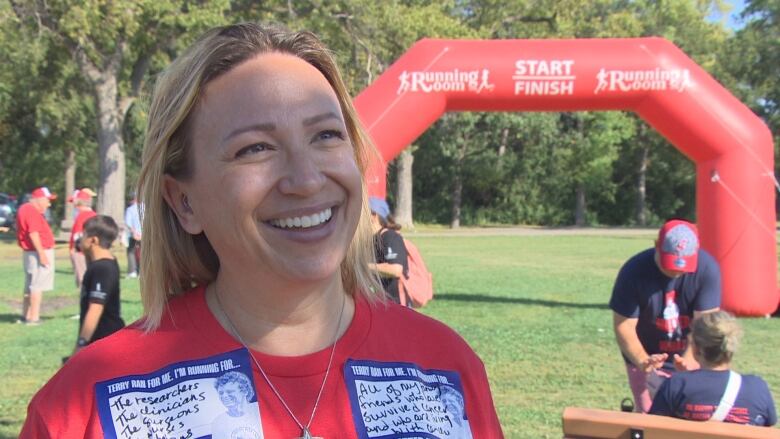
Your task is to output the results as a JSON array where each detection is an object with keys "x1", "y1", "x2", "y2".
[
  {"x1": 317, "y1": 129, "x2": 345, "y2": 142},
  {"x1": 235, "y1": 143, "x2": 268, "y2": 158}
]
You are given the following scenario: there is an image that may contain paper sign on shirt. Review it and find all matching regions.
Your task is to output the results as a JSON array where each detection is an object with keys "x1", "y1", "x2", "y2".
[
  {"x1": 344, "y1": 359, "x2": 473, "y2": 439},
  {"x1": 95, "y1": 349, "x2": 264, "y2": 439}
]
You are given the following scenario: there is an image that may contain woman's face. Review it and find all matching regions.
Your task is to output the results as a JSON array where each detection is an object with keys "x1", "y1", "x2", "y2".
[
  {"x1": 175, "y1": 53, "x2": 362, "y2": 285},
  {"x1": 218, "y1": 381, "x2": 247, "y2": 409}
]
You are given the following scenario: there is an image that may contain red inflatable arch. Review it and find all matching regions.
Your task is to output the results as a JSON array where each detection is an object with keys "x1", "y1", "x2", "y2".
[{"x1": 354, "y1": 38, "x2": 778, "y2": 316}]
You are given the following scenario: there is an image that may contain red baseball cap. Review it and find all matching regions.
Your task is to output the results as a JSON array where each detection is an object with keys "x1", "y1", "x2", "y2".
[
  {"x1": 31, "y1": 186, "x2": 57, "y2": 201},
  {"x1": 656, "y1": 219, "x2": 699, "y2": 273},
  {"x1": 67, "y1": 188, "x2": 96, "y2": 202}
]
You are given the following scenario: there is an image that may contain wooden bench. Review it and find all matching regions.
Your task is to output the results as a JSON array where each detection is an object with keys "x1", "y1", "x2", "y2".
[{"x1": 562, "y1": 407, "x2": 779, "y2": 439}]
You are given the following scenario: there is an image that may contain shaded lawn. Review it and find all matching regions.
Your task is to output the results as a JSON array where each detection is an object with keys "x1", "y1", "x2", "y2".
[{"x1": 0, "y1": 233, "x2": 777, "y2": 438}]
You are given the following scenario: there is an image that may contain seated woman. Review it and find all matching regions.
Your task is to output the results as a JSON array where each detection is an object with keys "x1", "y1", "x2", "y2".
[{"x1": 649, "y1": 311, "x2": 776, "y2": 426}]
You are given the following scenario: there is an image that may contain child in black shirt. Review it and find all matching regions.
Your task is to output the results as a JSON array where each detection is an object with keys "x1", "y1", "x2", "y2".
[{"x1": 72, "y1": 215, "x2": 125, "y2": 355}]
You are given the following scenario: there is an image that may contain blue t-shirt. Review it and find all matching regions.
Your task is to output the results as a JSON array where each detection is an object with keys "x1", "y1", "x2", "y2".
[
  {"x1": 650, "y1": 369, "x2": 777, "y2": 426},
  {"x1": 610, "y1": 248, "x2": 721, "y2": 368}
]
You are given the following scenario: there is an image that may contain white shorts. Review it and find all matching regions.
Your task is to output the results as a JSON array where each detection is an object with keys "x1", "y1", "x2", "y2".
[{"x1": 23, "y1": 249, "x2": 55, "y2": 293}]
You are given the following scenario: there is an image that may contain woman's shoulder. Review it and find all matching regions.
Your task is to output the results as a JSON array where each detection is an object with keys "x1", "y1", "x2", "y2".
[
  {"x1": 740, "y1": 373, "x2": 773, "y2": 392},
  {"x1": 370, "y1": 300, "x2": 455, "y2": 332},
  {"x1": 27, "y1": 293, "x2": 211, "y2": 423},
  {"x1": 37, "y1": 289, "x2": 207, "y2": 393},
  {"x1": 366, "y1": 300, "x2": 482, "y2": 363},
  {"x1": 25, "y1": 325, "x2": 155, "y2": 426},
  {"x1": 46, "y1": 324, "x2": 168, "y2": 386}
]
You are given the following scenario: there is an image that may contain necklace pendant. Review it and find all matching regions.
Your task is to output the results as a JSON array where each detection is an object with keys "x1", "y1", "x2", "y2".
[{"x1": 299, "y1": 428, "x2": 323, "y2": 439}]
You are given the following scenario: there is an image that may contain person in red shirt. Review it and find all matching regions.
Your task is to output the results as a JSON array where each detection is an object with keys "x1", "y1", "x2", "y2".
[
  {"x1": 68, "y1": 188, "x2": 97, "y2": 287},
  {"x1": 16, "y1": 186, "x2": 57, "y2": 325},
  {"x1": 20, "y1": 24, "x2": 504, "y2": 438}
]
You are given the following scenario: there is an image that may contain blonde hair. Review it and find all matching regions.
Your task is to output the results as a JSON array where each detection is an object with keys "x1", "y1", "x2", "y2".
[
  {"x1": 137, "y1": 22, "x2": 383, "y2": 330},
  {"x1": 691, "y1": 311, "x2": 742, "y2": 366}
]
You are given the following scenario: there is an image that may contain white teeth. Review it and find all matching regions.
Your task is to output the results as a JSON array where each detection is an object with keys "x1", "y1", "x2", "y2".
[{"x1": 271, "y1": 207, "x2": 332, "y2": 229}]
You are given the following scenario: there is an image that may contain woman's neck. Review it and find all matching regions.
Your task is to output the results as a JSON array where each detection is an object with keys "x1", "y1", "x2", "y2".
[
  {"x1": 700, "y1": 360, "x2": 731, "y2": 371},
  {"x1": 206, "y1": 268, "x2": 354, "y2": 357}
]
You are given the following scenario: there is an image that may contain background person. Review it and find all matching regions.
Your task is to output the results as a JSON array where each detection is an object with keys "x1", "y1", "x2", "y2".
[
  {"x1": 15, "y1": 186, "x2": 57, "y2": 325},
  {"x1": 124, "y1": 192, "x2": 142, "y2": 278},
  {"x1": 368, "y1": 196, "x2": 408, "y2": 304},
  {"x1": 650, "y1": 311, "x2": 777, "y2": 426},
  {"x1": 21, "y1": 23, "x2": 503, "y2": 438},
  {"x1": 71, "y1": 215, "x2": 125, "y2": 357},
  {"x1": 610, "y1": 219, "x2": 721, "y2": 413},
  {"x1": 68, "y1": 188, "x2": 97, "y2": 288}
]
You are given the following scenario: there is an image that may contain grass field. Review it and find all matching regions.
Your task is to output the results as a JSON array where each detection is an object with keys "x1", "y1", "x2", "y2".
[{"x1": 0, "y1": 231, "x2": 777, "y2": 438}]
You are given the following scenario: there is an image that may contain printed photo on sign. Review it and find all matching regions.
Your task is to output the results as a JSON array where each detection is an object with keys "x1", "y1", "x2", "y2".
[
  {"x1": 95, "y1": 349, "x2": 264, "y2": 439},
  {"x1": 344, "y1": 359, "x2": 473, "y2": 439}
]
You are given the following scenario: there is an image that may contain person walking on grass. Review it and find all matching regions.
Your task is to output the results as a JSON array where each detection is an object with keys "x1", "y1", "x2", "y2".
[
  {"x1": 124, "y1": 192, "x2": 142, "y2": 278},
  {"x1": 15, "y1": 187, "x2": 57, "y2": 326},
  {"x1": 71, "y1": 215, "x2": 125, "y2": 356},
  {"x1": 368, "y1": 196, "x2": 408, "y2": 305},
  {"x1": 650, "y1": 311, "x2": 776, "y2": 426},
  {"x1": 610, "y1": 219, "x2": 721, "y2": 413},
  {"x1": 68, "y1": 188, "x2": 97, "y2": 288}
]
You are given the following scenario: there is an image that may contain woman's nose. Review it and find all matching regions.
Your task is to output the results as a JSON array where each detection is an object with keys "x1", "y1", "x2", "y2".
[{"x1": 277, "y1": 148, "x2": 327, "y2": 196}]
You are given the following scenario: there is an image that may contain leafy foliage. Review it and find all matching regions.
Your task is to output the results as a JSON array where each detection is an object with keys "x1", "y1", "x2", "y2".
[{"x1": 0, "y1": 0, "x2": 774, "y2": 227}]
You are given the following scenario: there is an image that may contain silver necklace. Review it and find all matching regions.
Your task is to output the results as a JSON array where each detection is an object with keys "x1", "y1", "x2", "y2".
[{"x1": 213, "y1": 287, "x2": 346, "y2": 439}]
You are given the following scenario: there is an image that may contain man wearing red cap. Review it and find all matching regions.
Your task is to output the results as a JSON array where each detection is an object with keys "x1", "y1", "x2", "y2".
[
  {"x1": 68, "y1": 188, "x2": 97, "y2": 288},
  {"x1": 16, "y1": 187, "x2": 57, "y2": 325},
  {"x1": 610, "y1": 219, "x2": 721, "y2": 413}
]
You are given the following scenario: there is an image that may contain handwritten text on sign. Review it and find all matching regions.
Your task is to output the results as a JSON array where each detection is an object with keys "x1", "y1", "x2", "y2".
[
  {"x1": 95, "y1": 349, "x2": 256, "y2": 439},
  {"x1": 345, "y1": 360, "x2": 473, "y2": 439}
]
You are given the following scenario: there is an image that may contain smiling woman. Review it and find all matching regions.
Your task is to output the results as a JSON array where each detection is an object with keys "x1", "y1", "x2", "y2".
[{"x1": 20, "y1": 23, "x2": 503, "y2": 439}]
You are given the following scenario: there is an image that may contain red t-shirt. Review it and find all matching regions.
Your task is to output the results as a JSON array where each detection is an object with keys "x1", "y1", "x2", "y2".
[
  {"x1": 16, "y1": 202, "x2": 54, "y2": 251},
  {"x1": 21, "y1": 287, "x2": 504, "y2": 438},
  {"x1": 69, "y1": 209, "x2": 97, "y2": 250}
]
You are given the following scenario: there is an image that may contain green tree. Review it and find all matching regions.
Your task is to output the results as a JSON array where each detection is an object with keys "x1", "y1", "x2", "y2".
[
  {"x1": 0, "y1": 4, "x2": 98, "y2": 226},
  {"x1": 8, "y1": 0, "x2": 230, "y2": 223}
]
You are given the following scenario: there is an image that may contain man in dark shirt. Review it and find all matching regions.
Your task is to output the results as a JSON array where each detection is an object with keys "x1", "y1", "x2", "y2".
[
  {"x1": 610, "y1": 219, "x2": 721, "y2": 413},
  {"x1": 72, "y1": 215, "x2": 125, "y2": 355}
]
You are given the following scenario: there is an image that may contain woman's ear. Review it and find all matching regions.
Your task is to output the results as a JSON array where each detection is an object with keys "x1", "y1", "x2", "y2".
[{"x1": 162, "y1": 175, "x2": 203, "y2": 235}]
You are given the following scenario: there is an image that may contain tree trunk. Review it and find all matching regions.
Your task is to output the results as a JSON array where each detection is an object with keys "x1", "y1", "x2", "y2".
[
  {"x1": 395, "y1": 148, "x2": 414, "y2": 229},
  {"x1": 64, "y1": 148, "x2": 76, "y2": 222},
  {"x1": 496, "y1": 127, "x2": 509, "y2": 172},
  {"x1": 575, "y1": 183, "x2": 587, "y2": 226},
  {"x1": 636, "y1": 144, "x2": 649, "y2": 226},
  {"x1": 94, "y1": 75, "x2": 126, "y2": 227},
  {"x1": 451, "y1": 140, "x2": 467, "y2": 229},
  {"x1": 450, "y1": 172, "x2": 462, "y2": 229}
]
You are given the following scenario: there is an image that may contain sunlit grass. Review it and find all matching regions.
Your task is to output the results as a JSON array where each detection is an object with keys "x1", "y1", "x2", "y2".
[{"x1": 0, "y1": 234, "x2": 777, "y2": 438}]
